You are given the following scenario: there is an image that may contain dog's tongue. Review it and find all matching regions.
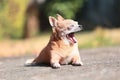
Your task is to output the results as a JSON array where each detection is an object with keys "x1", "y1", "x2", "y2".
[{"x1": 68, "y1": 33, "x2": 77, "y2": 43}]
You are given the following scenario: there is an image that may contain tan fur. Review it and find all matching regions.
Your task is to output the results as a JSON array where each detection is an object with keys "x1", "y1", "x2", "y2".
[{"x1": 25, "y1": 14, "x2": 83, "y2": 68}]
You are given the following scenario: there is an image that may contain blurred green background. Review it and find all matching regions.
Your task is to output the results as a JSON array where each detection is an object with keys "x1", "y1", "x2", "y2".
[
  {"x1": 0, "y1": 0, "x2": 120, "y2": 57},
  {"x1": 0, "y1": 0, "x2": 85, "y2": 39},
  {"x1": 0, "y1": 0, "x2": 28, "y2": 39}
]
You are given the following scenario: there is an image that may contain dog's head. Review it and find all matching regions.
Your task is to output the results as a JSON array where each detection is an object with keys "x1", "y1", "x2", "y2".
[{"x1": 49, "y1": 14, "x2": 82, "y2": 43}]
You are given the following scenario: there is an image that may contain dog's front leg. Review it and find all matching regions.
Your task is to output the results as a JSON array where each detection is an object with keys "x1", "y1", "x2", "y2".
[
  {"x1": 72, "y1": 54, "x2": 83, "y2": 66},
  {"x1": 71, "y1": 46, "x2": 83, "y2": 66},
  {"x1": 50, "y1": 53, "x2": 61, "y2": 69}
]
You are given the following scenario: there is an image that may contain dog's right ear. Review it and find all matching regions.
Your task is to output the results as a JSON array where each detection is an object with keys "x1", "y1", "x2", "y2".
[
  {"x1": 49, "y1": 16, "x2": 58, "y2": 28},
  {"x1": 57, "y1": 14, "x2": 64, "y2": 21}
]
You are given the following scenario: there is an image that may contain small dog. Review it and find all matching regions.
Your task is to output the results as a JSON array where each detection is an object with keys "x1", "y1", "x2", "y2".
[{"x1": 25, "y1": 14, "x2": 83, "y2": 68}]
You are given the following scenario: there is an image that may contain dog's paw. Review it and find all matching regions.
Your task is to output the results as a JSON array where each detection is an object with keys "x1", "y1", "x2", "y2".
[
  {"x1": 24, "y1": 59, "x2": 35, "y2": 66},
  {"x1": 72, "y1": 60, "x2": 83, "y2": 66},
  {"x1": 51, "y1": 63, "x2": 61, "y2": 69}
]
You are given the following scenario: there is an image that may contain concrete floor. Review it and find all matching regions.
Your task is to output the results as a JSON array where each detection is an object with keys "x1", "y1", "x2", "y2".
[{"x1": 0, "y1": 46, "x2": 120, "y2": 80}]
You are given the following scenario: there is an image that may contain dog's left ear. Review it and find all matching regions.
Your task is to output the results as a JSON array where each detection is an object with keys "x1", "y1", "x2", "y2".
[
  {"x1": 49, "y1": 16, "x2": 58, "y2": 28},
  {"x1": 57, "y1": 14, "x2": 64, "y2": 21}
]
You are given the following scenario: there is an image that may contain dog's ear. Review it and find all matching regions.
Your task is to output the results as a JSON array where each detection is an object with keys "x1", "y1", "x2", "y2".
[
  {"x1": 49, "y1": 16, "x2": 58, "y2": 27},
  {"x1": 57, "y1": 14, "x2": 64, "y2": 21}
]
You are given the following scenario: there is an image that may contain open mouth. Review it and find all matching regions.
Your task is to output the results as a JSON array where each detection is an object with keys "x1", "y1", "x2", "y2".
[{"x1": 66, "y1": 33, "x2": 77, "y2": 43}]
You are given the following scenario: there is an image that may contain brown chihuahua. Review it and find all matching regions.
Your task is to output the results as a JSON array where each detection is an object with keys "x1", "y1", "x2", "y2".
[{"x1": 25, "y1": 14, "x2": 83, "y2": 68}]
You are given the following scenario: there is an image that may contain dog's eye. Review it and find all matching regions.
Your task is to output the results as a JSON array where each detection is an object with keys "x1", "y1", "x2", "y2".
[{"x1": 71, "y1": 25, "x2": 74, "y2": 27}]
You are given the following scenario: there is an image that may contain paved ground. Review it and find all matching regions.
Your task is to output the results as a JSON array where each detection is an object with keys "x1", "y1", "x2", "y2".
[{"x1": 0, "y1": 46, "x2": 120, "y2": 80}]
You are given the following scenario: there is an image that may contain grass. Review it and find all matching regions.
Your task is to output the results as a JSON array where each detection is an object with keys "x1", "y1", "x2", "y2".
[{"x1": 0, "y1": 27, "x2": 120, "y2": 57}]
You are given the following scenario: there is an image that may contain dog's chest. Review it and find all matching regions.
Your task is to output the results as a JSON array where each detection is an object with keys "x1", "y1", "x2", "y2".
[{"x1": 60, "y1": 44, "x2": 79, "y2": 64}]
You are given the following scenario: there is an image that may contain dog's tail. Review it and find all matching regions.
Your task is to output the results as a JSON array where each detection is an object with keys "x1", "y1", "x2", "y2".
[{"x1": 24, "y1": 59, "x2": 36, "y2": 66}]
